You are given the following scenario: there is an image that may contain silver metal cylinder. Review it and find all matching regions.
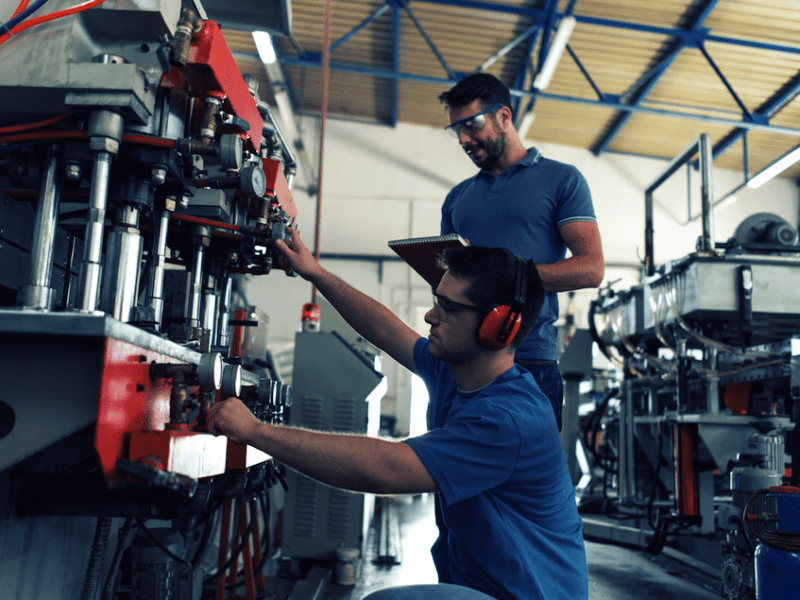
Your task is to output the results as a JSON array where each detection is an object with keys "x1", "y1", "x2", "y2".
[
  {"x1": 202, "y1": 286, "x2": 219, "y2": 346},
  {"x1": 101, "y1": 207, "x2": 143, "y2": 322},
  {"x1": 145, "y1": 208, "x2": 171, "y2": 326},
  {"x1": 217, "y1": 277, "x2": 233, "y2": 347},
  {"x1": 188, "y1": 243, "x2": 206, "y2": 327},
  {"x1": 699, "y1": 132, "x2": 715, "y2": 253},
  {"x1": 77, "y1": 151, "x2": 114, "y2": 312},
  {"x1": 17, "y1": 144, "x2": 62, "y2": 310}
]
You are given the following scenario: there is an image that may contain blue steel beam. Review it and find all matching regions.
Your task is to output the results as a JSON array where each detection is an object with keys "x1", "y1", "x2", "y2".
[
  {"x1": 277, "y1": 53, "x2": 800, "y2": 137},
  {"x1": 331, "y1": 4, "x2": 391, "y2": 53},
  {"x1": 592, "y1": 0, "x2": 721, "y2": 156},
  {"x1": 416, "y1": 0, "x2": 800, "y2": 56},
  {"x1": 711, "y1": 76, "x2": 800, "y2": 162}
]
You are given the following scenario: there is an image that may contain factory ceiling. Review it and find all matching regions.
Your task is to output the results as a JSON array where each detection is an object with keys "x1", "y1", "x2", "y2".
[{"x1": 212, "y1": 0, "x2": 800, "y2": 189}]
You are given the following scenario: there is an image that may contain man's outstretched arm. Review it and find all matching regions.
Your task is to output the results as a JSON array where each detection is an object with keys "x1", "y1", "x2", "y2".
[
  {"x1": 206, "y1": 397, "x2": 438, "y2": 495},
  {"x1": 276, "y1": 227, "x2": 420, "y2": 374}
]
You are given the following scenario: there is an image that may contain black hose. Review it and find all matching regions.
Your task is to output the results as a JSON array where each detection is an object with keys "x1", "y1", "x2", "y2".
[
  {"x1": 100, "y1": 518, "x2": 135, "y2": 600},
  {"x1": 81, "y1": 516, "x2": 112, "y2": 600}
]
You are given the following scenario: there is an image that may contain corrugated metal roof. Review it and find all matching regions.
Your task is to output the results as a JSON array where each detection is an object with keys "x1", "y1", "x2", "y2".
[{"x1": 219, "y1": 0, "x2": 800, "y2": 185}]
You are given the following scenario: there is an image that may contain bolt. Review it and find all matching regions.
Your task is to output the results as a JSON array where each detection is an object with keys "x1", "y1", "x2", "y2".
[
  {"x1": 65, "y1": 162, "x2": 83, "y2": 181},
  {"x1": 151, "y1": 166, "x2": 167, "y2": 186},
  {"x1": 179, "y1": 195, "x2": 190, "y2": 210}
]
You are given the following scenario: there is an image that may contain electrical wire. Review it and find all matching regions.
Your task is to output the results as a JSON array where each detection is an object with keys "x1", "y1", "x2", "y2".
[
  {"x1": 665, "y1": 277, "x2": 779, "y2": 360},
  {"x1": 1, "y1": 0, "x2": 108, "y2": 46},
  {"x1": 0, "y1": 0, "x2": 48, "y2": 37},
  {"x1": 0, "y1": 112, "x2": 70, "y2": 134},
  {"x1": 10, "y1": 0, "x2": 32, "y2": 20},
  {"x1": 743, "y1": 488, "x2": 800, "y2": 553},
  {"x1": 134, "y1": 517, "x2": 192, "y2": 568}
]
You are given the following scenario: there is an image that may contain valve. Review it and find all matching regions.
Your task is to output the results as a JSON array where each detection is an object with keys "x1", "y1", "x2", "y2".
[{"x1": 151, "y1": 352, "x2": 223, "y2": 392}]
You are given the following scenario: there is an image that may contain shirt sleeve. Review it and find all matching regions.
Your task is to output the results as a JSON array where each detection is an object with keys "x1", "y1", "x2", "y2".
[
  {"x1": 440, "y1": 190, "x2": 456, "y2": 235},
  {"x1": 406, "y1": 402, "x2": 521, "y2": 507},
  {"x1": 554, "y1": 165, "x2": 596, "y2": 227}
]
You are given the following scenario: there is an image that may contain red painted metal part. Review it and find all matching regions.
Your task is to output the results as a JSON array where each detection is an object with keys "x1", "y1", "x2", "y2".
[
  {"x1": 674, "y1": 423, "x2": 699, "y2": 517},
  {"x1": 160, "y1": 20, "x2": 262, "y2": 154},
  {"x1": 216, "y1": 498, "x2": 233, "y2": 600},
  {"x1": 96, "y1": 338, "x2": 174, "y2": 487},
  {"x1": 262, "y1": 158, "x2": 296, "y2": 219},
  {"x1": 231, "y1": 308, "x2": 246, "y2": 358}
]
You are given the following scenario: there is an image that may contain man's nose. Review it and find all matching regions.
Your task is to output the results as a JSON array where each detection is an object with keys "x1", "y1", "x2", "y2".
[{"x1": 425, "y1": 306, "x2": 439, "y2": 324}]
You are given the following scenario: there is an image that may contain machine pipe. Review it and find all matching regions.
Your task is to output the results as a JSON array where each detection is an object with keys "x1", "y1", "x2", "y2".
[
  {"x1": 17, "y1": 142, "x2": 62, "y2": 310},
  {"x1": 188, "y1": 226, "x2": 210, "y2": 327},
  {"x1": 101, "y1": 205, "x2": 143, "y2": 322},
  {"x1": 699, "y1": 132, "x2": 715, "y2": 253},
  {"x1": 145, "y1": 207, "x2": 172, "y2": 326},
  {"x1": 80, "y1": 516, "x2": 111, "y2": 600},
  {"x1": 217, "y1": 277, "x2": 233, "y2": 348}
]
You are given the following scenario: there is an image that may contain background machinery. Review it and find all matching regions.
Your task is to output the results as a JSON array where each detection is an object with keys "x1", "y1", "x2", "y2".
[
  {"x1": 584, "y1": 134, "x2": 800, "y2": 600},
  {"x1": 0, "y1": 1, "x2": 300, "y2": 598}
]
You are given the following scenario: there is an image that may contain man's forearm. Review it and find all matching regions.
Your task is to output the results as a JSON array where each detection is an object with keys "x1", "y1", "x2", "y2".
[
  {"x1": 244, "y1": 421, "x2": 435, "y2": 495},
  {"x1": 309, "y1": 268, "x2": 393, "y2": 344},
  {"x1": 535, "y1": 254, "x2": 604, "y2": 292}
]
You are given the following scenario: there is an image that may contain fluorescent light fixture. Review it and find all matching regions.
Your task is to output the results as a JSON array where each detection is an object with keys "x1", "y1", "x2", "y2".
[
  {"x1": 747, "y1": 145, "x2": 800, "y2": 189},
  {"x1": 253, "y1": 31, "x2": 276, "y2": 65},
  {"x1": 532, "y1": 15, "x2": 576, "y2": 91},
  {"x1": 517, "y1": 111, "x2": 536, "y2": 139}
]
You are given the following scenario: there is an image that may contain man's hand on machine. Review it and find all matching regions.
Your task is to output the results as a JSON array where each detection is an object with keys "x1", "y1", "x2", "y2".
[
  {"x1": 206, "y1": 397, "x2": 261, "y2": 445},
  {"x1": 275, "y1": 227, "x2": 323, "y2": 281}
]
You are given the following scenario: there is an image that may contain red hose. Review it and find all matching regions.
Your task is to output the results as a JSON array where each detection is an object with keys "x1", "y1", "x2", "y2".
[
  {"x1": 312, "y1": 0, "x2": 333, "y2": 304},
  {"x1": 1, "y1": 0, "x2": 109, "y2": 46}
]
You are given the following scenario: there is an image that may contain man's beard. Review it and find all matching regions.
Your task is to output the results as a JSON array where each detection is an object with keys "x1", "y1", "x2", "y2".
[{"x1": 471, "y1": 130, "x2": 507, "y2": 171}]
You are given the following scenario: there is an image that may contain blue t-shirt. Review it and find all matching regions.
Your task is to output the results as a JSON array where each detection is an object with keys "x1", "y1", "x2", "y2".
[
  {"x1": 405, "y1": 338, "x2": 588, "y2": 600},
  {"x1": 441, "y1": 148, "x2": 596, "y2": 361}
]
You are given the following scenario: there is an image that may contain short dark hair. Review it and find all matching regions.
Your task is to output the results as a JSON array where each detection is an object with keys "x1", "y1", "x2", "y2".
[
  {"x1": 438, "y1": 246, "x2": 544, "y2": 349},
  {"x1": 438, "y1": 73, "x2": 513, "y2": 116}
]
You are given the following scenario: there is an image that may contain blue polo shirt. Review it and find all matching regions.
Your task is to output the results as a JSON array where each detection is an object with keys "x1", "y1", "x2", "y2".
[
  {"x1": 405, "y1": 338, "x2": 588, "y2": 600},
  {"x1": 441, "y1": 148, "x2": 596, "y2": 361}
]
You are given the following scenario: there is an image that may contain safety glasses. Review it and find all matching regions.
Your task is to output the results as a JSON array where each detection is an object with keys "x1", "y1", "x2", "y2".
[
  {"x1": 432, "y1": 290, "x2": 482, "y2": 316},
  {"x1": 444, "y1": 104, "x2": 502, "y2": 138}
]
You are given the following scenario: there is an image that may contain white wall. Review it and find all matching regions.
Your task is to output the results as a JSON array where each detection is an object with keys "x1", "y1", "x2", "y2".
[{"x1": 248, "y1": 117, "x2": 799, "y2": 434}]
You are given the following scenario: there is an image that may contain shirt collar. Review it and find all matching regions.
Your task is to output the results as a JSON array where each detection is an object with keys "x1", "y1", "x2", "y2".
[{"x1": 476, "y1": 147, "x2": 542, "y2": 179}]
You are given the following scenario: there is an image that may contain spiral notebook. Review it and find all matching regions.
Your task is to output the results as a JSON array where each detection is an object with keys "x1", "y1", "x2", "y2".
[{"x1": 388, "y1": 233, "x2": 468, "y2": 287}]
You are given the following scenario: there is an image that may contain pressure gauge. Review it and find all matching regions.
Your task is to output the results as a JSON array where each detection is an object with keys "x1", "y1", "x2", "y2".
[{"x1": 240, "y1": 165, "x2": 267, "y2": 198}]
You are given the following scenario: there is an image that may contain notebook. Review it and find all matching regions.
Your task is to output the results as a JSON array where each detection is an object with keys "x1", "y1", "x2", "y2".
[{"x1": 388, "y1": 234, "x2": 468, "y2": 287}]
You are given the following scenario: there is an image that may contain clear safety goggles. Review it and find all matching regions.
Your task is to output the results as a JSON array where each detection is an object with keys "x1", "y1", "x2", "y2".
[
  {"x1": 444, "y1": 104, "x2": 502, "y2": 138},
  {"x1": 432, "y1": 290, "x2": 482, "y2": 317}
]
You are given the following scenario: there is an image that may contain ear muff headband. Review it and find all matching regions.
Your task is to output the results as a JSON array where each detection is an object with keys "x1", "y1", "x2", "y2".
[{"x1": 477, "y1": 256, "x2": 528, "y2": 350}]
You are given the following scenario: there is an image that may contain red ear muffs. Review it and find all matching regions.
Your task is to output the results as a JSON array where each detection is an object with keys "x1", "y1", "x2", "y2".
[
  {"x1": 476, "y1": 255, "x2": 528, "y2": 350},
  {"x1": 478, "y1": 305, "x2": 522, "y2": 350}
]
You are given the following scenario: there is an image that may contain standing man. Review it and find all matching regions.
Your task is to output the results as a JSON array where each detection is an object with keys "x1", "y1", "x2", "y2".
[
  {"x1": 439, "y1": 73, "x2": 604, "y2": 431},
  {"x1": 206, "y1": 227, "x2": 588, "y2": 600}
]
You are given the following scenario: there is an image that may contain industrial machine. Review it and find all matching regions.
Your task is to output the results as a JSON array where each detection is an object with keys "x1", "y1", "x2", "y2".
[
  {"x1": 0, "y1": 1, "x2": 298, "y2": 598},
  {"x1": 583, "y1": 134, "x2": 800, "y2": 599}
]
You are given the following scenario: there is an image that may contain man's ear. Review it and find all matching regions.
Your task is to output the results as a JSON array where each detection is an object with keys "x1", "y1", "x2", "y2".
[{"x1": 497, "y1": 105, "x2": 514, "y2": 130}]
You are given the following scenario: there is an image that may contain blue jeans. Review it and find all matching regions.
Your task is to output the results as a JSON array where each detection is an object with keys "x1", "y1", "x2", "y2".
[
  {"x1": 362, "y1": 584, "x2": 496, "y2": 600},
  {"x1": 515, "y1": 358, "x2": 563, "y2": 431}
]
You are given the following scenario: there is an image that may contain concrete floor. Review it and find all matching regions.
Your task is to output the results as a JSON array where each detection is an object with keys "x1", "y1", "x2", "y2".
[{"x1": 289, "y1": 493, "x2": 723, "y2": 600}]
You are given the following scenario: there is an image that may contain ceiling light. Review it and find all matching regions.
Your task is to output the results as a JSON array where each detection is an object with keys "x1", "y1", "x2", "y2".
[
  {"x1": 747, "y1": 145, "x2": 800, "y2": 189},
  {"x1": 253, "y1": 31, "x2": 276, "y2": 65},
  {"x1": 532, "y1": 15, "x2": 576, "y2": 91}
]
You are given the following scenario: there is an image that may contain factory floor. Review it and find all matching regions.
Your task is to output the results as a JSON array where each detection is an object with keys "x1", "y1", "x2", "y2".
[{"x1": 274, "y1": 493, "x2": 723, "y2": 600}]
